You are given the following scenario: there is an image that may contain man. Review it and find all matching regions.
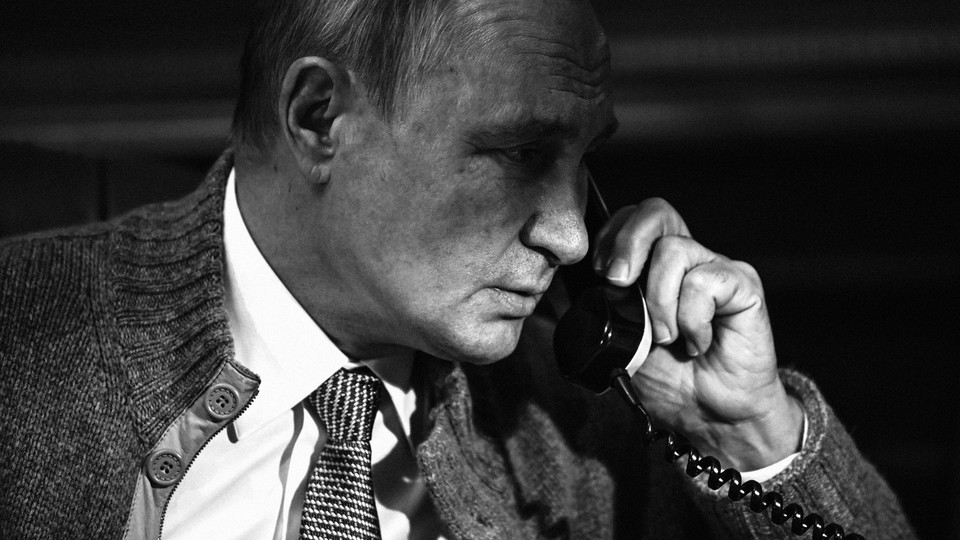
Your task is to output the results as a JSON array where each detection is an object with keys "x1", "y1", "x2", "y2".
[{"x1": 0, "y1": 0, "x2": 913, "y2": 538}]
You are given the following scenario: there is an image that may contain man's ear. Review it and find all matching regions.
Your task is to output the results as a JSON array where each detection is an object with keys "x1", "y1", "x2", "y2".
[{"x1": 278, "y1": 57, "x2": 352, "y2": 184}]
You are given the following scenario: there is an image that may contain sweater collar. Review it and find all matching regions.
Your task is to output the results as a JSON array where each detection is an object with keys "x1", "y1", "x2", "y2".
[{"x1": 109, "y1": 151, "x2": 251, "y2": 445}]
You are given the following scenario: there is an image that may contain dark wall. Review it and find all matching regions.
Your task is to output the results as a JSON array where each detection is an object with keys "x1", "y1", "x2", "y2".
[{"x1": 2, "y1": 2, "x2": 958, "y2": 538}]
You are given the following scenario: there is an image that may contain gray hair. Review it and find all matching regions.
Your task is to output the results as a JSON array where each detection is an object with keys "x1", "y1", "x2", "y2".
[{"x1": 231, "y1": 0, "x2": 464, "y2": 154}]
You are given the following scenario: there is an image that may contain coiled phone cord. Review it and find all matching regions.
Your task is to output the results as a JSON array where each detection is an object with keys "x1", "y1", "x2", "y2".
[{"x1": 610, "y1": 370, "x2": 866, "y2": 540}]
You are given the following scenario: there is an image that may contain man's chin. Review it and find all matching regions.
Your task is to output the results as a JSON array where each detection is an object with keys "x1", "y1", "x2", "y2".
[{"x1": 425, "y1": 317, "x2": 525, "y2": 365}]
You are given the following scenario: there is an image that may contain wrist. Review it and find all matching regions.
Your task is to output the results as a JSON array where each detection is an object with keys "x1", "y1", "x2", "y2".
[{"x1": 693, "y1": 391, "x2": 804, "y2": 472}]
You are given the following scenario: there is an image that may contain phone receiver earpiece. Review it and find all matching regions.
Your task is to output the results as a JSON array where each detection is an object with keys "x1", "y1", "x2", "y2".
[{"x1": 553, "y1": 283, "x2": 653, "y2": 394}]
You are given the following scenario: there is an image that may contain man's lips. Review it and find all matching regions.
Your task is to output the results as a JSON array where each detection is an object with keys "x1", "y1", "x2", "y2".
[{"x1": 488, "y1": 286, "x2": 547, "y2": 317}]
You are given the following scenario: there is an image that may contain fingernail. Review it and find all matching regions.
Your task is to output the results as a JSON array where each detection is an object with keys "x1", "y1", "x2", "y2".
[
  {"x1": 607, "y1": 258, "x2": 629, "y2": 284},
  {"x1": 685, "y1": 339, "x2": 699, "y2": 357},
  {"x1": 653, "y1": 322, "x2": 672, "y2": 344}
]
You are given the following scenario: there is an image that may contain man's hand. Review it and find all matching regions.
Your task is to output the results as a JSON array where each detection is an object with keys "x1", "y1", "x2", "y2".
[{"x1": 594, "y1": 198, "x2": 804, "y2": 471}]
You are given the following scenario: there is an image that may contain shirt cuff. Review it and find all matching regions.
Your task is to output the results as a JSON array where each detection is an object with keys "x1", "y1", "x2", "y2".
[{"x1": 738, "y1": 410, "x2": 809, "y2": 484}]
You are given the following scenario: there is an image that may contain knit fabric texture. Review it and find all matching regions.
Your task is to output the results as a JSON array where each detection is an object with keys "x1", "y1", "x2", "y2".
[{"x1": 0, "y1": 152, "x2": 915, "y2": 539}]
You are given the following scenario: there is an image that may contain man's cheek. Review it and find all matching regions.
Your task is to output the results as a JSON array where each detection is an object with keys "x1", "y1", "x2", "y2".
[{"x1": 432, "y1": 181, "x2": 526, "y2": 245}]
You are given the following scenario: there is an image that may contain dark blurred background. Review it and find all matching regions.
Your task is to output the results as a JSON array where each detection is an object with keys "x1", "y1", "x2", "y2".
[{"x1": 1, "y1": 1, "x2": 958, "y2": 536}]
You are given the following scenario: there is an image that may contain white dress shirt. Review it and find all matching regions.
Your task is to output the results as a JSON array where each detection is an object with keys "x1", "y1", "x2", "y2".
[{"x1": 163, "y1": 169, "x2": 444, "y2": 540}]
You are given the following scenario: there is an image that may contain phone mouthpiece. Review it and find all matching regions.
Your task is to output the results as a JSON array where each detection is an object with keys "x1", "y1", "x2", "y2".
[{"x1": 553, "y1": 284, "x2": 652, "y2": 394}]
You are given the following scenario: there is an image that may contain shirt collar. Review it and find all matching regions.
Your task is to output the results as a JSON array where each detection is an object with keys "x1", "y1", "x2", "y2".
[{"x1": 222, "y1": 168, "x2": 414, "y2": 439}]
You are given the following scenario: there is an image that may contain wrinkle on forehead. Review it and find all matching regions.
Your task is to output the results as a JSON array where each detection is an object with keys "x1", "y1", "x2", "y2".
[
  {"x1": 449, "y1": 0, "x2": 611, "y2": 101},
  {"x1": 513, "y1": 35, "x2": 611, "y2": 101}
]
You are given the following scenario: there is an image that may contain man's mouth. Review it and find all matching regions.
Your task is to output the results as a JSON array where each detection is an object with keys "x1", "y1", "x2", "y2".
[{"x1": 488, "y1": 286, "x2": 546, "y2": 318}]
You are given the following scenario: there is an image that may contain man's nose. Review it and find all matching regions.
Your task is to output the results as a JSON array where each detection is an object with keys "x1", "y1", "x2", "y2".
[{"x1": 519, "y1": 174, "x2": 589, "y2": 267}]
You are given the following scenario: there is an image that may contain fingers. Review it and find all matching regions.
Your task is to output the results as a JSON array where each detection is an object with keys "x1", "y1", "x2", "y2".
[
  {"x1": 646, "y1": 238, "x2": 766, "y2": 353},
  {"x1": 593, "y1": 198, "x2": 691, "y2": 286},
  {"x1": 676, "y1": 262, "x2": 743, "y2": 356},
  {"x1": 590, "y1": 198, "x2": 765, "y2": 357},
  {"x1": 645, "y1": 235, "x2": 717, "y2": 345}
]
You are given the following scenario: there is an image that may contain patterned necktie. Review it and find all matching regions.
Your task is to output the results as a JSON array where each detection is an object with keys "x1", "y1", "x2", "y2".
[{"x1": 300, "y1": 367, "x2": 383, "y2": 540}]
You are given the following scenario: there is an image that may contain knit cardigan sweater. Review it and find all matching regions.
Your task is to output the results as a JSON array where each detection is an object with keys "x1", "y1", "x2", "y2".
[{"x1": 0, "y1": 153, "x2": 913, "y2": 539}]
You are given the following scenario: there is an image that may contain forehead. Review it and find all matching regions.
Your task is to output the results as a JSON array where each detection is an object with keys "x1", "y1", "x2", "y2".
[
  {"x1": 457, "y1": 0, "x2": 610, "y2": 92},
  {"x1": 404, "y1": 0, "x2": 613, "y2": 135}
]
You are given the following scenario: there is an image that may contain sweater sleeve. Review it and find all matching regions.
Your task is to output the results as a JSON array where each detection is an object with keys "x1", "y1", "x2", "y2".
[{"x1": 680, "y1": 369, "x2": 916, "y2": 539}]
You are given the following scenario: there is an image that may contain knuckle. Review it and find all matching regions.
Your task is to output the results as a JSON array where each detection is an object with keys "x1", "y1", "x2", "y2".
[
  {"x1": 639, "y1": 197, "x2": 689, "y2": 237},
  {"x1": 683, "y1": 266, "x2": 716, "y2": 292},
  {"x1": 732, "y1": 260, "x2": 765, "y2": 290},
  {"x1": 733, "y1": 260, "x2": 758, "y2": 278},
  {"x1": 711, "y1": 267, "x2": 730, "y2": 286},
  {"x1": 638, "y1": 197, "x2": 674, "y2": 215},
  {"x1": 655, "y1": 234, "x2": 686, "y2": 259}
]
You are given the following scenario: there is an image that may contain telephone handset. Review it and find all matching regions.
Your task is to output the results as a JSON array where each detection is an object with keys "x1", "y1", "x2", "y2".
[{"x1": 553, "y1": 173, "x2": 864, "y2": 540}]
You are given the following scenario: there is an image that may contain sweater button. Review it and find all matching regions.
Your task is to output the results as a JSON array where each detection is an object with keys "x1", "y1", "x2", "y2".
[
  {"x1": 205, "y1": 383, "x2": 240, "y2": 420},
  {"x1": 145, "y1": 450, "x2": 183, "y2": 487}
]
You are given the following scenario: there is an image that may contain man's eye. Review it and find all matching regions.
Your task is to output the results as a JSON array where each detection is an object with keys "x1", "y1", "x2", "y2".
[{"x1": 499, "y1": 146, "x2": 542, "y2": 164}]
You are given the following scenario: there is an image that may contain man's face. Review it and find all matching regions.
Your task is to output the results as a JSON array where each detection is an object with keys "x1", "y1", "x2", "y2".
[{"x1": 323, "y1": 0, "x2": 616, "y2": 363}]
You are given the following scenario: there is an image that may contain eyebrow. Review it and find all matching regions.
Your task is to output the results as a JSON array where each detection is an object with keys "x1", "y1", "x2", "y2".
[
  {"x1": 467, "y1": 116, "x2": 619, "y2": 147},
  {"x1": 468, "y1": 117, "x2": 578, "y2": 146}
]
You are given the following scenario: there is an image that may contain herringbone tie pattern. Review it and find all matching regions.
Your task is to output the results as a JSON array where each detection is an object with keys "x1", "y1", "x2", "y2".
[{"x1": 300, "y1": 368, "x2": 382, "y2": 540}]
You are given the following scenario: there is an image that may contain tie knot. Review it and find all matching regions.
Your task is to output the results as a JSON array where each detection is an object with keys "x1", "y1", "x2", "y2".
[{"x1": 310, "y1": 367, "x2": 382, "y2": 442}]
